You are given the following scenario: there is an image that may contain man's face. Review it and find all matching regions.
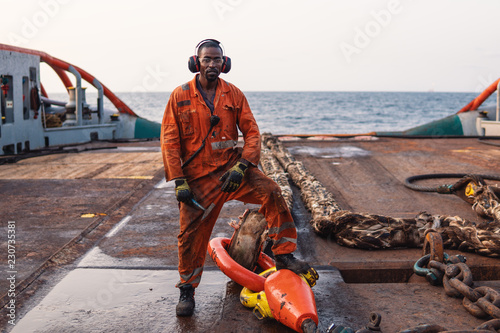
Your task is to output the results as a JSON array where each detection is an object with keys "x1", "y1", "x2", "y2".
[{"x1": 198, "y1": 46, "x2": 223, "y2": 82}]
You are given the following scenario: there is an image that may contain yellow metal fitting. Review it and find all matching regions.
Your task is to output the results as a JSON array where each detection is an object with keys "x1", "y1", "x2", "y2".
[
  {"x1": 465, "y1": 182, "x2": 476, "y2": 197},
  {"x1": 300, "y1": 267, "x2": 319, "y2": 287},
  {"x1": 253, "y1": 292, "x2": 273, "y2": 319},
  {"x1": 239, "y1": 267, "x2": 276, "y2": 319}
]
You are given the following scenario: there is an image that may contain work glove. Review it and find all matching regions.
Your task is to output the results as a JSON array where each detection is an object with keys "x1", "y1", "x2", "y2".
[
  {"x1": 219, "y1": 161, "x2": 248, "y2": 193},
  {"x1": 174, "y1": 178, "x2": 193, "y2": 203}
]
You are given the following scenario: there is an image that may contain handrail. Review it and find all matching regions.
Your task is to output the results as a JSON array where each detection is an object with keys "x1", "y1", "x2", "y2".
[{"x1": 0, "y1": 43, "x2": 137, "y2": 117}]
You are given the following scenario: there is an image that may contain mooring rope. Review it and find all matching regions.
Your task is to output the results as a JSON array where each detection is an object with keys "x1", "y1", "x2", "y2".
[
  {"x1": 260, "y1": 147, "x2": 293, "y2": 211},
  {"x1": 261, "y1": 134, "x2": 500, "y2": 257}
]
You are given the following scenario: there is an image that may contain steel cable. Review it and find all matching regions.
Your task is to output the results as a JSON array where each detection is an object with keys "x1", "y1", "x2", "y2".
[{"x1": 404, "y1": 173, "x2": 500, "y2": 193}]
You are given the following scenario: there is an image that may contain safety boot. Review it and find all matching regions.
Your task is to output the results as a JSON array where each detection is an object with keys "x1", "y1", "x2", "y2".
[
  {"x1": 274, "y1": 253, "x2": 312, "y2": 275},
  {"x1": 176, "y1": 285, "x2": 195, "y2": 317}
]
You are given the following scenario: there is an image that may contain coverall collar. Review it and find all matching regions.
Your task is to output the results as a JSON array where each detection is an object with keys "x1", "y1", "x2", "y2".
[{"x1": 189, "y1": 75, "x2": 230, "y2": 98}]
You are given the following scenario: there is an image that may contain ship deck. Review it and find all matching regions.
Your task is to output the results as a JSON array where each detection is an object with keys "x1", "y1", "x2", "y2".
[{"x1": 1, "y1": 136, "x2": 499, "y2": 332}]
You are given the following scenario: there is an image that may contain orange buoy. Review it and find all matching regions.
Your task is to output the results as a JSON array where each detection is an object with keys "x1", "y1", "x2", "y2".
[
  {"x1": 208, "y1": 237, "x2": 274, "y2": 292},
  {"x1": 264, "y1": 269, "x2": 318, "y2": 333}
]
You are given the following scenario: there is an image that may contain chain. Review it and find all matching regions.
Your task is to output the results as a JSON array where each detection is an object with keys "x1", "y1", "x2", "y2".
[
  {"x1": 260, "y1": 136, "x2": 500, "y2": 332},
  {"x1": 326, "y1": 315, "x2": 500, "y2": 332},
  {"x1": 324, "y1": 235, "x2": 500, "y2": 332},
  {"x1": 408, "y1": 232, "x2": 500, "y2": 332},
  {"x1": 399, "y1": 319, "x2": 500, "y2": 332}
]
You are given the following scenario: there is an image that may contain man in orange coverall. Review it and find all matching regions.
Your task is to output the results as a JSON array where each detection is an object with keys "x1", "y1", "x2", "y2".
[{"x1": 161, "y1": 39, "x2": 314, "y2": 317}]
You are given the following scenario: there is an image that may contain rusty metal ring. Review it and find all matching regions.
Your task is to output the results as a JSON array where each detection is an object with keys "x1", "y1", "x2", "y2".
[
  {"x1": 444, "y1": 275, "x2": 465, "y2": 298},
  {"x1": 463, "y1": 296, "x2": 489, "y2": 318},
  {"x1": 429, "y1": 260, "x2": 447, "y2": 273},
  {"x1": 448, "y1": 278, "x2": 481, "y2": 302},
  {"x1": 367, "y1": 312, "x2": 382, "y2": 331},
  {"x1": 445, "y1": 263, "x2": 474, "y2": 286},
  {"x1": 475, "y1": 318, "x2": 500, "y2": 331},
  {"x1": 423, "y1": 232, "x2": 444, "y2": 263},
  {"x1": 398, "y1": 324, "x2": 447, "y2": 333},
  {"x1": 476, "y1": 286, "x2": 500, "y2": 319},
  {"x1": 463, "y1": 286, "x2": 500, "y2": 319},
  {"x1": 443, "y1": 262, "x2": 474, "y2": 298}
]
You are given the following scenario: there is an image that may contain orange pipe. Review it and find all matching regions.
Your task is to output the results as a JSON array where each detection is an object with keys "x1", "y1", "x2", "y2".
[
  {"x1": 277, "y1": 132, "x2": 377, "y2": 138},
  {"x1": 40, "y1": 83, "x2": 48, "y2": 98},
  {"x1": 457, "y1": 78, "x2": 500, "y2": 114},
  {"x1": 0, "y1": 43, "x2": 137, "y2": 116},
  {"x1": 265, "y1": 269, "x2": 318, "y2": 332},
  {"x1": 49, "y1": 65, "x2": 73, "y2": 89},
  {"x1": 208, "y1": 237, "x2": 274, "y2": 292}
]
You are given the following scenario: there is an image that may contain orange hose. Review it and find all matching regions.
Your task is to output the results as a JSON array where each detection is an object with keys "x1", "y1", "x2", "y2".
[
  {"x1": 458, "y1": 78, "x2": 500, "y2": 113},
  {"x1": 40, "y1": 83, "x2": 48, "y2": 98}
]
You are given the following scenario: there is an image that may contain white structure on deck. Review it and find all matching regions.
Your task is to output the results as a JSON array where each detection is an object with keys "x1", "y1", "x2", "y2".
[
  {"x1": 476, "y1": 80, "x2": 500, "y2": 136},
  {"x1": 0, "y1": 49, "x2": 143, "y2": 155}
]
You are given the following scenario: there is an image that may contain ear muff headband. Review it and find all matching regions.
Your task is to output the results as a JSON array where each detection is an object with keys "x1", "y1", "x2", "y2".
[{"x1": 188, "y1": 39, "x2": 231, "y2": 74}]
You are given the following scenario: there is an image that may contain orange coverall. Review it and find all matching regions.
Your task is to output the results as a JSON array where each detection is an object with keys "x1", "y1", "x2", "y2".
[{"x1": 161, "y1": 75, "x2": 297, "y2": 288}]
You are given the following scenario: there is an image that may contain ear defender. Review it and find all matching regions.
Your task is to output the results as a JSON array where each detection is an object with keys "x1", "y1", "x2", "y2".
[
  {"x1": 221, "y1": 56, "x2": 231, "y2": 74},
  {"x1": 188, "y1": 55, "x2": 200, "y2": 73},
  {"x1": 188, "y1": 39, "x2": 231, "y2": 74}
]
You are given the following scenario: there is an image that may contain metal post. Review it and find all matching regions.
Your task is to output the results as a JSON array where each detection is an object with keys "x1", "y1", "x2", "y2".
[
  {"x1": 67, "y1": 65, "x2": 82, "y2": 126},
  {"x1": 496, "y1": 80, "x2": 499, "y2": 122},
  {"x1": 93, "y1": 78, "x2": 104, "y2": 124}
]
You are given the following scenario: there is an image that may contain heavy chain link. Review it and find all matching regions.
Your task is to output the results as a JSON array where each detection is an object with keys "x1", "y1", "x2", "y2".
[
  {"x1": 399, "y1": 319, "x2": 500, "y2": 332},
  {"x1": 408, "y1": 232, "x2": 500, "y2": 332},
  {"x1": 260, "y1": 136, "x2": 500, "y2": 332}
]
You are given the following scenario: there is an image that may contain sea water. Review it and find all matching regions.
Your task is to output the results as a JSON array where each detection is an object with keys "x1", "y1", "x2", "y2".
[{"x1": 51, "y1": 91, "x2": 495, "y2": 135}]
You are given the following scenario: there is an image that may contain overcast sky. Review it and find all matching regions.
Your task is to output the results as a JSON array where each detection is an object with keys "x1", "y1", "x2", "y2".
[{"x1": 1, "y1": 0, "x2": 499, "y2": 93}]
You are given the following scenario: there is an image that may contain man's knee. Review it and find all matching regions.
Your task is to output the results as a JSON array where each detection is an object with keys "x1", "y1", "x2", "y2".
[{"x1": 272, "y1": 190, "x2": 288, "y2": 213}]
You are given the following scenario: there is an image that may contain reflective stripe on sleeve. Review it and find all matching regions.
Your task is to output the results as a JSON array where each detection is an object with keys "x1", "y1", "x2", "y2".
[
  {"x1": 273, "y1": 237, "x2": 297, "y2": 246},
  {"x1": 268, "y1": 222, "x2": 296, "y2": 236}
]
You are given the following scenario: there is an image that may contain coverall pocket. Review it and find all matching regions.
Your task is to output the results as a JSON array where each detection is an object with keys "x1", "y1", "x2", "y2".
[
  {"x1": 179, "y1": 110, "x2": 197, "y2": 137},
  {"x1": 221, "y1": 104, "x2": 238, "y2": 138}
]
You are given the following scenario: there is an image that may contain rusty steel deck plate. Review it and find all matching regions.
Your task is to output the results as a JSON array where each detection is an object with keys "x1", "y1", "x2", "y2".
[{"x1": 1, "y1": 137, "x2": 499, "y2": 332}]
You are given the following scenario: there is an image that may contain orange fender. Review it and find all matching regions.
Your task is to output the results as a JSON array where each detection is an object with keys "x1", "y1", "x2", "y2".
[
  {"x1": 257, "y1": 250, "x2": 275, "y2": 271},
  {"x1": 208, "y1": 237, "x2": 274, "y2": 292}
]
